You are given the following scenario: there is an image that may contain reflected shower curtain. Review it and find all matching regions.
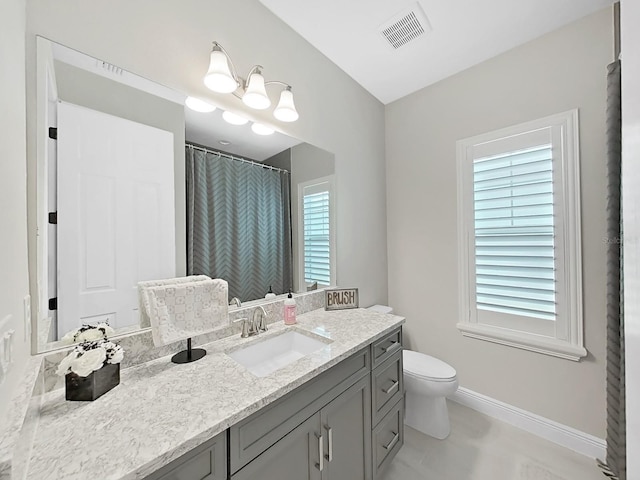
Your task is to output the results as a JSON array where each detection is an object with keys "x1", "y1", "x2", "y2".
[{"x1": 186, "y1": 146, "x2": 293, "y2": 302}]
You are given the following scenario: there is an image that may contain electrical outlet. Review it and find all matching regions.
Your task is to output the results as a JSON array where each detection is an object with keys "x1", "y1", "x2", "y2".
[
  {"x1": 3, "y1": 330, "x2": 14, "y2": 366},
  {"x1": 0, "y1": 334, "x2": 5, "y2": 376},
  {"x1": 23, "y1": 295, "x2": 31, "y2": 341}
]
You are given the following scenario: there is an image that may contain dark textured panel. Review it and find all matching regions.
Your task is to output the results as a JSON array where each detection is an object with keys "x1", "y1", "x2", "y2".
[{"x1": 604, "y1": 60, "x2": 625, "y2": 480}]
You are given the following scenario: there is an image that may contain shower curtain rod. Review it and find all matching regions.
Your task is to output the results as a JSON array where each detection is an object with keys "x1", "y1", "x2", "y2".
[{"x1": 187, "y1": 143, "x2": 290, "y2": 174}]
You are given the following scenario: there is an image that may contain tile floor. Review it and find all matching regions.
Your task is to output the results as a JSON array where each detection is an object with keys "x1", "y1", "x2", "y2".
[{"x1": 379, "y1": 401, "x2": 605, "y2": 480}]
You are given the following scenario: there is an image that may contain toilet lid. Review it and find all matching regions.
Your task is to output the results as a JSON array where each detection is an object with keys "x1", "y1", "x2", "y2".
[{"x1": 403, "y1": 350, "x2": 456, "y2": 381}]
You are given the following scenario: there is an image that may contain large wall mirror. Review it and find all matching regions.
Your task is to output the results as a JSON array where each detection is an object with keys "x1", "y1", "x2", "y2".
[{"x1": 33, "y1": 37, "x2": 336, "y2": 353}]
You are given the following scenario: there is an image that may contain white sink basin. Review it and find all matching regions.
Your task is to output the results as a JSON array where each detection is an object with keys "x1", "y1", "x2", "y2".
[{"x1": 227, "y1": 330, "x2": 331, "y2": 377}]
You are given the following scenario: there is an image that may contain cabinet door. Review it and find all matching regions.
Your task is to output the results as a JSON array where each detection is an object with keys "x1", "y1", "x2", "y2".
[
  {"x1": 320, "y1": 375, "x2": 372, "y2": 480},
  {"x1": 144, "y1": 431, "x2": 226, "y2": 480},
  {"x1": 232, "y1": 413, "x2": 323, "y2": 480}
]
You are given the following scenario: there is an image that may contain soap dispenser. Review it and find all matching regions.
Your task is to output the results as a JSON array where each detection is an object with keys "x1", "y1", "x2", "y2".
[
  {"x1": 265, "y1": 285, "x2": 276, "y2": 299},
  {"x1": 284, "y1": 291, "x2": 297, "y2": 325}
]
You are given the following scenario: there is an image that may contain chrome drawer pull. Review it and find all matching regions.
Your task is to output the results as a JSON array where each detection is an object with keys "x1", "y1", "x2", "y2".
[
  {"x1": 382, "y1": 341, "x2": 401, "y2": 354},
  {"x1": 316, "y1": 434, "x2": 324, "y2": 471},
  {"x1": 382, "y1": 380, "x2": 399, "y2": 395},
  {"x1": 325, "y1": 426, "x2": 333, "y2": 462},
  {"x1": 383, "y1": 432, "x2": 399, "y2": 451}
]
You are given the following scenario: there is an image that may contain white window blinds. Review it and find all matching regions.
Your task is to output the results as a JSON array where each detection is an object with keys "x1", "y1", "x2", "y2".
[
  {"x1": 303, "y1": 189, "x2": 331, "y2": 285},
  {"x1": 473, "y1": 145, "x2": 557, "y2": 321}
]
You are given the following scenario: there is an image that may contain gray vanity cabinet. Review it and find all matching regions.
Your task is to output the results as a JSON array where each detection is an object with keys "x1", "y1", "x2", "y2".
[
  {"x1": 231, "y1": 414, "x2": 322, "y2": 480},
  {"x1": 143, "y1": 431, "x2": 226, "y2": 480},
  {"x1": 231, "y1": 375, "x2": 372, "y2": 480},
  {"x1": 319, "y1": 375, "x2": 372, "y2": 480}
]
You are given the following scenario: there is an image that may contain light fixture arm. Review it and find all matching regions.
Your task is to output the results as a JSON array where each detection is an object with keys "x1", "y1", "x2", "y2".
[{"x1": 264, "y1": 80, "x2": 292, "y2": 89}]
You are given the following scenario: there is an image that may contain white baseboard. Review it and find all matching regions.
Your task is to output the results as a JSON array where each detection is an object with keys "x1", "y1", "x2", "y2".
[{"x1": 449, "y1": 387, "x2": 606, "y2": 460}]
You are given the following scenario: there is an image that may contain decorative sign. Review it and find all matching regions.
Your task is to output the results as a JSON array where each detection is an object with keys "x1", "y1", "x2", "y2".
[{"x1": 325, "y1": 288, "x2": 359, "y2": 311}]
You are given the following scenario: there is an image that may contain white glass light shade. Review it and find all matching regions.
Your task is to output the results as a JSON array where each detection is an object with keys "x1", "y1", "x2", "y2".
[
  {"x1": 222, "y1": 110, "x2": 249, "y2": 125},
  {"x1": 243, "y1": 72, "x2": 271, "y2": 110},
  {"x1": 185, "y1": 96, "x2": 216, "y2": 113},
  {"x1": 274, "y1": 88, "x2": 299, "y2": 122},
  {"x1": 204, "y1": 49, "x2": 238, "y2": 93},
  {"x1": 251, "y1": 123, "x2": 275, "y2": 135}
]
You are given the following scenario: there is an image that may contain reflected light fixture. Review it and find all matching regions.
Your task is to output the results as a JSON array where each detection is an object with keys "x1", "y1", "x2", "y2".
[
  {"x1": 251, "y1": 123, "x2": 275, "y2": 136},
  {"x1": 222, "y1": 110, "x2": 249, "y2": 125},
  {"x1": 185, "y1": 96, "x2": 217, "y2": 113},
  {"x1": 204, "y1": 41, "x2": 299, "y2": 122}
]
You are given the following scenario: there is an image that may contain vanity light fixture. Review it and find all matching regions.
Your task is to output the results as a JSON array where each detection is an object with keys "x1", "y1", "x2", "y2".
[
  {"x1": 251, "y1": 123, "x2": 275, "y2": 136},
  {"x1": 222, "y1": 110, "x2": 249, "y2": 126},
  {"x1": 204, "y1": 41, "x2": 299, "y2": 122},
  {"x1": 185, "y1": 96, "x2": 217, "y2": 113}
]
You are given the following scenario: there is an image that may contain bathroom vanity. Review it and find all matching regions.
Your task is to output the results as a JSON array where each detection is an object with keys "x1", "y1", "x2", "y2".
[
  {"x1": 11, "y1": 308, "x2": 404, "y2": 480},
  {"x1": 145, "y1": 326, "x2": 404, "y2": 480}
]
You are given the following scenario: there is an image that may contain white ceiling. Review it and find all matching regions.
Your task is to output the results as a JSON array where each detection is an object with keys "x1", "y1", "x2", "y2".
[
  {"x1": 185, "y1": 108, "x2": 301, "y2": 162},
  {"x1": 259, "y1": 0, "x2": 614, "y2": 104}
]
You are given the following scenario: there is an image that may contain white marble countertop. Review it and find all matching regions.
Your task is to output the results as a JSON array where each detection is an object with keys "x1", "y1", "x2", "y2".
[{"x1": 25, "y1": 308, "x2": 404, "y2": 480}]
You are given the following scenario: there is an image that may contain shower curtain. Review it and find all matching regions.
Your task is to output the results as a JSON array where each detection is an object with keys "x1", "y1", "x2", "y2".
[
  {"x1": 186, "y1": 146, "x2": 293, "y2": 302},
  {"x1": 603, "y1": 60, "x2": 625, "y2": 480}
]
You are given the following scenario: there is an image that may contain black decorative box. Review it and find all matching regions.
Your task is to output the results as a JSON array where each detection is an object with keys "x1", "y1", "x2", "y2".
[{"x1": 65, "y1": 363, "x2": 120, "y2": 401}]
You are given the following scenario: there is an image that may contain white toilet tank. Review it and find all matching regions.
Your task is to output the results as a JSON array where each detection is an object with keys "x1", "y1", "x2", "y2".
[{"x1": 367, "y1": 304, "x2": 394, "y2": 314}]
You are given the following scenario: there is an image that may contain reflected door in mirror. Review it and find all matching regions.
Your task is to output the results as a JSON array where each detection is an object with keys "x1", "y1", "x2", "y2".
[{"x1": 56, "y1": 102, "x2": 176, "y2": 337}]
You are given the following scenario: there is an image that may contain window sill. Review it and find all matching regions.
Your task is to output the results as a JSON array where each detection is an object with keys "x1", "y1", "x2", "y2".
[{"x1": 456, "y1": 322, "x2": 587, "y2": 361}]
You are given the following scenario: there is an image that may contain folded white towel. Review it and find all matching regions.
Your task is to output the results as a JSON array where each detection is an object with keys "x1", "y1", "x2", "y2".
[
  {"x1": 145, "y1": 278, "x2": 229, "y2": 346},
  {"x1": 138, "y1": 275, "x2": 210, "y2": 328}
]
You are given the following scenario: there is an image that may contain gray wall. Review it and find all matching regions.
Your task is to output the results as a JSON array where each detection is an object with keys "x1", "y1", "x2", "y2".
[
  {"x1": 0, "y1": 0, "x2": 29, "y2": 414},
  {"x1": 263, "y1": 149, "x2": 292, "y2": 172},
  {"x1": 54, "y1": 61, "x2": 187, "y2": 275},
  {"x1": 25, "y1": 2, "x2": 387, "y2": 312},
  {"x1": 386, "y1": 8, "x2": 612, "y2": 437}
]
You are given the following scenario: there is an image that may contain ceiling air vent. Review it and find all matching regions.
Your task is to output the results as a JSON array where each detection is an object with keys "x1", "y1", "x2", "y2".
[{"x1": 379, "y1": 3, "x2": 432, "y2": 50}]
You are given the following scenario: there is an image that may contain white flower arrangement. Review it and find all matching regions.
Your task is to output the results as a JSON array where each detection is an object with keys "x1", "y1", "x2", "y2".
[
  {"x1": 60, "y1": 322, "x2": 116, "y2": 345},
  {"x1": 56, "y1": 339, "x2": 124, "y2": 377}
]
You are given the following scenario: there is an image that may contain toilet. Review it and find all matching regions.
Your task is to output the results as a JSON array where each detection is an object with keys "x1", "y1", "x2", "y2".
[{"x1": 368, "y1": 305, "x2": 459, "y2": 440}]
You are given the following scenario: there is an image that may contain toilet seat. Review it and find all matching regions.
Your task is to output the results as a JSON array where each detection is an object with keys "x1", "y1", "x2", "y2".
[{"x1": 403, "y1": 350, "x2": 456, "y2": 382}]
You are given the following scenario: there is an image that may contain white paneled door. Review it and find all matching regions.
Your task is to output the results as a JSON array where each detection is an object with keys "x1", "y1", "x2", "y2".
[{"x1": 57, "y1": 102, "x2": 175, "y2": 336}]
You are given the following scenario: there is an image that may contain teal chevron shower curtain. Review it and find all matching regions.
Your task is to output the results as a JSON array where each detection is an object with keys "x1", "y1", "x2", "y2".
[{"x1": 186, "y1": 146, "x2": 293, "y2": 302}]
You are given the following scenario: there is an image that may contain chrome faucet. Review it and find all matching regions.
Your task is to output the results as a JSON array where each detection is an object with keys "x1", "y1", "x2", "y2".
[
  {"x1": 253, "y1": 306, "x2": 268, "y2": 333},
  {"x1": 235, "y1": 306, "x2": 268, "y2": 338},
  {"x1": 229, "y1": 297, "x2": 241, "y2": 308}
]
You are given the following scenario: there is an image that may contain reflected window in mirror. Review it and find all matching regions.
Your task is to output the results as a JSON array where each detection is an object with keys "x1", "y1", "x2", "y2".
[{"x1": 298, "y1": 176, "x2": 336, "y2": 292}]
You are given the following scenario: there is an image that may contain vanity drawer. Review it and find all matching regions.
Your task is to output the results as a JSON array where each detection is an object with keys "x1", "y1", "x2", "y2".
[
  {"x1": 230, "y1": 346, "x2": 370, "y2": 473},
  {"x1": 372, "y1": 398, "x2": 404, "y2": 480},
  {"x1": 371, "y1": 327, "x2": 402, "y2": 368},
  {"x1": 372, "y1": 349, "x2": 403, "y2": 426},
  {"x1": 144, "y1": 431, "x2": 226, "y2": 480}
]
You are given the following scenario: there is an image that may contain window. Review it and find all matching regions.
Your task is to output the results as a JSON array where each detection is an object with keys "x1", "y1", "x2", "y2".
[
  {"x1": 298, "y1": 176, "x2": 336, "y2": 289},
  {"x1": 456, "y1": 110, "x2": 586, "y2": 360}
]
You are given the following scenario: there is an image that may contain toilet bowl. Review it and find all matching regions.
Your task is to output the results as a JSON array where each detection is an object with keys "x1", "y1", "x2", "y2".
[
  {"x1": 366, "y1": 304, "x2": 458, "y2": 440},
  {"x1": 403, "y1": 350, "x2": 458, "y2": 439}
]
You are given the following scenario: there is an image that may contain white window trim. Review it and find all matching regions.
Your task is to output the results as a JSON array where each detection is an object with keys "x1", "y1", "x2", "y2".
[
  {"x1": 297, "y1": 175, "x2": 337, "y2": 292},
  {"x1": 456, "y1": 110, "x2": 586, "y2": 361}
]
